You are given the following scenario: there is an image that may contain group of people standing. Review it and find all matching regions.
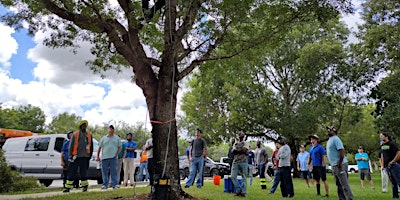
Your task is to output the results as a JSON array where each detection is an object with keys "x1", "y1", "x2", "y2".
[
  {"x1": 61, "y1": 121, "x2": 154, "y2": 192},
  {"x1": 214, "y1": 126, "x2": 356, "y2": 199}
]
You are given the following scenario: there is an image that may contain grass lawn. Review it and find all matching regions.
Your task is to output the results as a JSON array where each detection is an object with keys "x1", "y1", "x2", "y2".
[{"x1": 23, "y1": 173, "x2": 391, "y2": 200}]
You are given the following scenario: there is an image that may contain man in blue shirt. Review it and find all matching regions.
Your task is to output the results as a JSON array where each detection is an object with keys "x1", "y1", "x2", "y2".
[
  {"x1": 326, "y1": 126, "x2": 353, "y2": 200},
  {"x1": 355, "y1": 146, "x2": 374, "y2": 189},
  {"x1": 296, "y1": 145, "x2": 311, "y2": 188},
  {"x1": 123, "y1": 132, "x2": 136, "y2": 187},
  {"x1": 308, "y1": 134, "x2": 329, "y2": 197}
]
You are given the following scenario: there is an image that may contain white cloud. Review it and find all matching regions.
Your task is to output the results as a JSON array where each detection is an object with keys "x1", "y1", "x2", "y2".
[{"x1": 0, "y1": 23, "x2": 18, "y2": 70}]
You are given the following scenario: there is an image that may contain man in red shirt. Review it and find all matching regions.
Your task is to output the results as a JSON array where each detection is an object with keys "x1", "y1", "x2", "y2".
[{"x1": 269, "y1": 141, "x2": 280, "y2": 194}]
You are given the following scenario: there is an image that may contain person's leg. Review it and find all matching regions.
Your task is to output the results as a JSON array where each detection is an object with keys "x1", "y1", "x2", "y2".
[
  {"x1": 270, "y1": 169, "x2": 280, "y2": 194},
  {"x1": 139, "y1": 162, "x2": 145, "y2": 181},
  {"x1": 359, "y1": 170, "x2": 365, "y2": 188},
  {"x1": 320, "y1": 167, "x2": 329, "y2": 196},
  {"x1": 185, "y1": 157, "x2": 199, "y2": 187},
  {"x1": 239, "y1": 162, "x2": 248, "y2": 195},
  {"x1": 231, "y1": 163, "x2": 241, "y2": 194},
  {"x1": 313, "y1": 167, "x2": 321, "y2": 195},
  {"x1": 101, "y1": 159, "x2": 110, "y2": 188},
  {"x1": 389, "y1": 164, "x2": 400, "y2": 198},
  {"x1": 64, "y1": 160, "x2": 78, "y2": 192},
  {"x1": 145, "y1": 162, "x2": 149, "y2": 181},
  {"x1": 365, "y1": 171, "x2": 374, "y2": 188},
  {"x1": 196, "y1": 157, "x2": 205, "y2": 187},
  {"x1": 117, "y1": 159, "x2": 123, "y2": 184},
  {"x1": 248, "y1": 164, "x2": 253, "y2": 186},
  {"x1": 123, "y1": 158, "x2": 129, "y2": 186},
  {"x1": 110, "y1": 157, "x2": 119, "y2": 187},
  {"x1": 148, "y1": 158, "x2": 154, "y2": 186},
  {"x1": 79, "y1": 157, "x2": 90, "y2": 191},
  {"x1": 128, "y1": 158, "x2": 135, "y2": 185},
  {"x1": 279, "y1": 167, "x2": 288, "y2": 197}
]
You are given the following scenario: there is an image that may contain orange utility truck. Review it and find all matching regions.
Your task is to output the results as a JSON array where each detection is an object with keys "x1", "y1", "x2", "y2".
[{"x1": 0, "y1": 128, "x2": 34, "y2": 147}]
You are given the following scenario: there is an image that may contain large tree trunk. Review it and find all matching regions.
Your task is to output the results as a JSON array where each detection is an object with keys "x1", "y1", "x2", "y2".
[{"x1": 143, "y1": 62, "x2": 187, "y2": 199}]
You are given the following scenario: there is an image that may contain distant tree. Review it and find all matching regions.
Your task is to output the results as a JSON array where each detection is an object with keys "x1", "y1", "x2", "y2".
[
  {"x1": 47, "y1": 112, "x2": 82, "y2": 134},
  {"x1": 0, "y1": 104, "x2": 45, "y2": 133}
]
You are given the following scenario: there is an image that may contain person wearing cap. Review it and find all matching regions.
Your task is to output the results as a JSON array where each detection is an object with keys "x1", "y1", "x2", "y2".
[
  {"x1": 380, "y1": 132, "x2": 400, "y2": 199},
  {"x1": 326, "y1": 126, "x2": 353, "y2": 200},
  {"x1": 63, "y1": 120, "x2": 94, "y2": 193},
  {"x1": 96, "y1": 125, "x2": 122, "y2": 189},
  {"x1": 123, "y1": 132, "x2": 137, "y2": 186},
  {"x1": 296, "y1": 145, "x2": 312, "y2": 188},
  {"x1": 355, "y1": 146, "x2": 374, "y2": 189},
  {"x1": 61, "y1": 131, "x2": 79, "y2": 189},
  {"x1": 185, "y1": 128, "x2": 208, "y2": 189},
  {"x1": 231, "y1": 132, "x2": 249, "y2": 197},
  {"x1": 277, "y1": 136, "x2": 294, "y2": 198},
  {"x1": 308, "y1": 134, "x2": 329, "y2": 197}
]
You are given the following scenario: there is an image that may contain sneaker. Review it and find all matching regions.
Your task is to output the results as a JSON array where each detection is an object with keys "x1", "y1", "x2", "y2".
[
  {"x1": 324, "y1": 194, "x2": 329, "y2": 198},
  {"x1": 184, "y1": 185, "x2": 190, "y2": 188},
  {"x1": 113, "y1": 185, "x2": 120, "y2": 189},
  {"x1": 62, "y1": 188, "x2": 70, "y2": 193},
  {"x1": 101, "y1": 185, "x2": 108, "y2": 190},
  {"x1": 82, "y1": 186, "x2": 88, "y2": 192}
]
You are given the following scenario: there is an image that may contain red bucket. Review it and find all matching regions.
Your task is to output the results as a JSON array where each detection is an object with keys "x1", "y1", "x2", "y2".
[{"x1": 213, "y1": 175, "x2": 221, "y2": 186}]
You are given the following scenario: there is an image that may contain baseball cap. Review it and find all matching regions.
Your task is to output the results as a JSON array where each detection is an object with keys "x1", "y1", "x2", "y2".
[
  {"x1": 238, "y1": 132, "x2": 245, "y2": 138},
  {"x1": 196, "y1": 128, "x2": 202, "y2": 134},
  {"x1": 358, "y1": 146, "x2": 363, "y2": 149},
  {"x1": 300, "y1": 145, "x2": 305, "y2": 148}
]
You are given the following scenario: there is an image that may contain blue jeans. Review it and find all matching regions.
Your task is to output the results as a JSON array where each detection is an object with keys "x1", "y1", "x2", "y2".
[
  {"x1": 139, "y1": 161, "x2": 149, "y2": 181},
  {"x1": 185, "y1": 157, "x2": 204, "y2": 187},
  {"x1": 231, "y1": 162, "x2": 248, "y2": 194},
  {"x1": 101, "y1": 157, "x2": 118, "y2": 188},
  {"x1": 270, "y1": 169, "x2": 280, "y2": 193},
  {"x1": 332, "y1": 163, "x2": 353, "y2": 200},
  {"x1": 279, "y1": 166, "x2": 294, "y2": 197},
  {"x1": 248, "y1": 164, "x2": 253, "y2": 185},
  {"x1": 388, "y1": 163, "x2": 400, "y2": 198}
]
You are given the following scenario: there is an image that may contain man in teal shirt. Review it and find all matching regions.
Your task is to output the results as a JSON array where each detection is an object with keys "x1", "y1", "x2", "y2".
[
  {"x1": 355, "y1": 146, "x2": 374, "y2": 189},
  {"x1": 96, "y1": 125, "x2": 122, "y2": 189}
]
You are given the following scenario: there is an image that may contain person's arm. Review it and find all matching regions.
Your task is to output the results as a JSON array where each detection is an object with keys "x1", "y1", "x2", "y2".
[
  {"x1": 116, "y1": 145, "x2": 122, "y2": 158},
  {"x1": 389, "y1": 151, "x2": 400, "y2": 165},
  {"x1": 264, "y1": 150, "x2": 268, "y2": 164},
  {"x1": 61, "y1": 152, "x2": 65, "y2": 167},
  {"x1": 322, "y1": 155, "x2": 327, "y2": 166},
  {"x1": 189, "y1": 145, "x2": 193, "y2": 161},
  {"x1": 202, "y1": 147, "x2": 208, "y2": 158},
  {"x1": 96, "y1": 146, "x2": 102, "y2": 161},
  {"x1": 380, "y1": 153, "x2": 384, "y2": 170},
  {"x1": 338, "y1": 149, "x2": 345, "y2": 169}
]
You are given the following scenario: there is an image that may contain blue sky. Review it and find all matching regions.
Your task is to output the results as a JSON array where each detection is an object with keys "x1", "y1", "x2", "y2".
[{"x1": 0, "y1": 1, "x2": 363, "y2": 129}]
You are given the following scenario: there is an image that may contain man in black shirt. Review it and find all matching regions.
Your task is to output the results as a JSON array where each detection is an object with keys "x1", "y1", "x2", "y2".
[{"x1": 380, "y1": 132, "x2": 400, "y2": 199}]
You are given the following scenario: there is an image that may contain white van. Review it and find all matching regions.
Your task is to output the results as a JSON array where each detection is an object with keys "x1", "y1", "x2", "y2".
[{"x1": 2, "y1": 134, "x2": 102, "y2": 187}]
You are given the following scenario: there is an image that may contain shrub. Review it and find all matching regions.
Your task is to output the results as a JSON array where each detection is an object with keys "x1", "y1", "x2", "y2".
[{"x1": 0, "y1": 149, "x2": 40, "y2": 193}]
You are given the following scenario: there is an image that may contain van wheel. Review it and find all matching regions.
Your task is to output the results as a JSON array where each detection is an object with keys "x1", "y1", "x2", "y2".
[
  {"x1": 39, "y1": 179, "x2": 53, "y2": 187},
  {"x1": 97, "y1": 178, "x2": 103, "y2": 185},
  {"x1": 350, "y1": 169, "x2": 356, "y2": 173}
]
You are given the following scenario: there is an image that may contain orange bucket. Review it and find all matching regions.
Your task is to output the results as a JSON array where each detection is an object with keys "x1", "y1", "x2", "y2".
[{"x1": 213, "y1": 175, "x2": 221, "y2": 186}]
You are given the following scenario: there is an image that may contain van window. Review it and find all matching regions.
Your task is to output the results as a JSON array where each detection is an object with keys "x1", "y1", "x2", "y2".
[
  {"x1": 54, "y1": 137, "x2": 66, "y2": 152},
  {"x1": 25, "y1": 137, "x2": 50, "y2": 151}
]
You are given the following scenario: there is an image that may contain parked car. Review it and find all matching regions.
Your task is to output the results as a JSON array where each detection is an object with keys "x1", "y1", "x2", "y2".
[
  {"x1": 178, "y1": 156, "x2": 230, "y2": 179},
  {"x1": 220, "y1": 156, "x2": 273, "y2": 177},
  {"x1": 2, "y1": 134, "x2": 102, "y2": 187}
]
